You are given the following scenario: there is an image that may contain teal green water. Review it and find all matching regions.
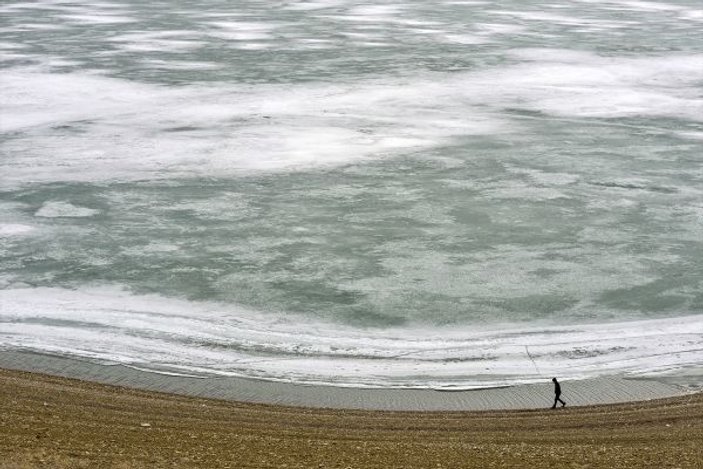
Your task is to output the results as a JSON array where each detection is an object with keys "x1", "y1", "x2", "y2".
[{"x1": 4, "y1": 137, "x2": 703, "y2": 327}]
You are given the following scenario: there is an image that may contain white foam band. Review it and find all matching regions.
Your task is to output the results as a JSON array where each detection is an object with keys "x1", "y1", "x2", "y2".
[{"x1": 1, "y1": 286, "x2": 701, "y2": 388}]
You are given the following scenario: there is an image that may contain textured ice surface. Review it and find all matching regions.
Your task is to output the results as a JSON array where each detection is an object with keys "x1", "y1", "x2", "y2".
[{"x1": 1, "y1": 0, "x2": 702, "y2": 387}]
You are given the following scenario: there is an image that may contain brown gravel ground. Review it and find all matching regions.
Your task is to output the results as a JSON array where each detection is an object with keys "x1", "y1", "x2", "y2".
[{"x1": 0, "y1": 369, "x2": 701, "y2": 469}]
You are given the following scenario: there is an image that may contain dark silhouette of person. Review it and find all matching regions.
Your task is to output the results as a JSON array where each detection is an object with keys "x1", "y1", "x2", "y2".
[{"x1": 551, "y1": 377, "x2": 566, "y2": 409}]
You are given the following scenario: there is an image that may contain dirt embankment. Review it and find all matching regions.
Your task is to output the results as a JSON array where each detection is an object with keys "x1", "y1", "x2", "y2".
[{"x1": 1, "y1": 369, "x2": 701, "y2": 468}]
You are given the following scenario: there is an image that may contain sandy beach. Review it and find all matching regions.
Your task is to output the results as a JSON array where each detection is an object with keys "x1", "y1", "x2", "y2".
[{"x1": 1, "y1": 364, "x2": 702, "y2": 468}]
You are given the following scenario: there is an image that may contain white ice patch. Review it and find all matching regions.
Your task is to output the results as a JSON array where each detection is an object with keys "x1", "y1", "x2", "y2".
[
  {"x1": 440, "y1": 34, "x2": 487, "y2": 45},
  {"x1": 121, "y1": 243, "x2": 180, "y2": 255},
  {"x1": 44, "y1": 57, "x2": 83, "y2": 68},
  {"x1": 585, "y1": 0, "x2": 685, "y2": 12},
  {"x1": 35, "y1": 202, "x2": 99, "y2": 218},
  {"x1": 443, "y1": 1, "x2": 489, "y2": 5},
  {"x1": 680, "y1": 9, "x2": 703, "y2": 22},
  {"x1": 489, "y1": 10, "x2": 634, "y2": 29},
  {"x1": 59, "y1": 14, "x2": 136, "y2": 24},
  {"x1": 2, "y1": 49, "x2": 703, "y2": 187},
  {"x1": 139, "y1": 59, "x2": 220, "y2": 71},
  {"x1": 3, "y1": 23, "x2": 68, "y2": 31},
  {"x1": 0, "y1": 70, "x2": 166, "y2": 133},
  {"x1": 0, "y1": 224, "x2": 35, "y2": 237},
  {"x1": 0, "y1": 285, "x2": 701, "y2": 388},
  {"x1": 475, "y1": 23, "x2": 526, "y2": 35},
  {"x1": 0, "y1": 42, "x2": 28, "y2": 50},
  {"x1": 207, "y1": 21, "x2": 280, "y2": 41},
  {"x1": 292, "y1": 38, "x2": 336, "y2": 50},
  {"x1": 456, "y1": 51, "x2": 703, "y2": 120},
  {"x1": 109, "y1": 31, "x2": 205, "y2": 53},
  {"x1": 282, "y1": 0, "x2": 347, "y2": 11},
  {"x1": 0, "y1": 67, "x2": 503, "y2": 187},
  {"x1": 0, "y1": 51, "x2": 33, "y2": 62},
  {"x1": 321, "y1": 4, "x2": 438, "y2": 27},
  {"x1": 348, "y1": 5, "x2": 406, "y2": 17},
  {"x1": 676, "y1": 131, "x2": 703, "y2": 141}
]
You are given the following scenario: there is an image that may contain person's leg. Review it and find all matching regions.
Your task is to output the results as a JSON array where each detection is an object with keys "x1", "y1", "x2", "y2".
[{"x1": 551, "y1": 396, "x2": 557, "y2": 409}]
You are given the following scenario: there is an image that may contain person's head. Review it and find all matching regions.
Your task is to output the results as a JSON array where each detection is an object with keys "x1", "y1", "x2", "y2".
[{"x1": 552, "y1": 377, "x2": 557, "y2": 382}]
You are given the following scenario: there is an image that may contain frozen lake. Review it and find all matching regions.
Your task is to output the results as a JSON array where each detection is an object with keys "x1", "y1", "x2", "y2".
[{"x1": 1, "y1": 0, "x2": 702, "y2": 388}]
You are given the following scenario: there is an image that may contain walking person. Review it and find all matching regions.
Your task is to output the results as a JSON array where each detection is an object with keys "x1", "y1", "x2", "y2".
[{"x1": 551, "y1": 377, "x2": 566, "y2": 409}]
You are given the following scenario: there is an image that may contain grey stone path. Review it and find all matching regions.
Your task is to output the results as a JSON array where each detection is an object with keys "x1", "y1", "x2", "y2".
[{"x1": 0, "y1": 350, "x2": 690, "y2": 411}]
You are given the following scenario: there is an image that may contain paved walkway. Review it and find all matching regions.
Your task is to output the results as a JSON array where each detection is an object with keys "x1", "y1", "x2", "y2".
[{"x1": 0, "y1": 350, "x2": 689, "y2": 411}]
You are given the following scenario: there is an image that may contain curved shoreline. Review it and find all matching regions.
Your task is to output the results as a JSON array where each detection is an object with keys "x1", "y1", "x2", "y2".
[
  {"x1": 0, "y1": 350, "x2": 697, "y2": 411},
  {"x1": 4, "y1": 286, "x2": 703, "y2": 389}
]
